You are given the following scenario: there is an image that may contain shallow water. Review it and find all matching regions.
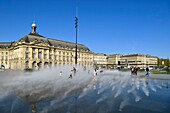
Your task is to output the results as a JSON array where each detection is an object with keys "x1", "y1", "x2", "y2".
[{"x1": 0, "y1": 66, "x2": 170, "y2": 113}]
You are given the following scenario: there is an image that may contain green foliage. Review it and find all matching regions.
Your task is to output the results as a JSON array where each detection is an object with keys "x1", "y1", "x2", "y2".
[{"x1": 157, "y1": 58, "x2": 170, "y2": 67}]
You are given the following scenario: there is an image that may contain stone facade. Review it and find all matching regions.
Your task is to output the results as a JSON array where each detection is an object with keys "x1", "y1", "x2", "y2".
[
  {"x1": 106, "y1": 54, "x2": 158, "y2": 69},
  {"x1": 120, "y1": 54, "x2": 157, "y2": 68},
  {"x1": 0, "y1": 24, "x2": 94, "y2": 70},
  {"x1": 94, "y1": 53, "x2": 107, "y2": 67},
  {"x1": 0, "y1": 24, "x2": 160, "y2": 70},
  {"x1": 107, "y1": 54, "x2": 123, "y2": 68}
]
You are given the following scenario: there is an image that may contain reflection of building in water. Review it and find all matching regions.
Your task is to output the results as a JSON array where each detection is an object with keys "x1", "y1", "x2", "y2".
[{"x1": 0, "y1": 23, "x2": 94, "y2": 70}]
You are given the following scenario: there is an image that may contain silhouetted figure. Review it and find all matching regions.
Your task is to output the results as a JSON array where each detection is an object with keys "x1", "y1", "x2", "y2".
[
  {"x1": 68, "y1": 70, "x2": 73, "y2": 79},
  {"x1": 145, "y1": 67, "x2": 150, "y2": 77},
  {"x1": 131, "y1": 66, "x2": 135, "y2": 75},
  {"x1": 134, "y1": 67, "x2": 138, "y2": 75},
  {"x1": 73, "y1": 67, "x2": 76, "y2": 75},
  {"x1": 94, "y1": 69, "x2": 97, "y2": 76}
]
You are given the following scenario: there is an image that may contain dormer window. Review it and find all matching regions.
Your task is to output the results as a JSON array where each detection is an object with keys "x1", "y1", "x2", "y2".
[{"x1": 35, "y1": 39, "x2": 38, "y2": 41}]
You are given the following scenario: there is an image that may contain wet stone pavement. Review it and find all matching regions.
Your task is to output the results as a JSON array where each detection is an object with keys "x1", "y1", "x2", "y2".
[{"x1": 0, "y1": 67, "x2": 170, "y2": 113}]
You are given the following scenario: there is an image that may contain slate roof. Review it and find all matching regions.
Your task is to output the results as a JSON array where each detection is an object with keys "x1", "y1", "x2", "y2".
[
  {"x1": 0, "y1": 42, "x2": 13, "y2": 49},
  {"x1": 18, "y1": 33, "x2": 90, "y2": 51}
]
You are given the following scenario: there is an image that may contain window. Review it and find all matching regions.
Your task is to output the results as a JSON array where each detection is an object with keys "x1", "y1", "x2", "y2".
[
  {"x1": 67, "y1": 56, "x2": 69, "y2": 61},
  {"x1": 2, "y1": 52, "x2": 4, "y2": 55},
  {"x1": 44, "y1": 54, "x2": 47, "y2": 59},
  {"x1": 33, "y1": 48, "x2": 35, "y2": 52},
  {"x1": 2, "y1": 56, "x2": 4, "y2": 60},
  {"x1": 54, "y1": 49, "x2": 57, "y2": 53},
  {"x1": 6, "y1": 52, "x2": 8, "y2": 55},
  {"x1": 6, "y1": 56, "x2": 8, "y2": 60},
  {"x1": 50, "y1": 50, "x2": 52, "y2": 53},
  {"x1": 26, "y1": 47, "x2": 29, "y2": 51},
  {"x1": 33, "y1": 53, "x2": 36, "y2": 59},
  {"x1": 38, "y1": 52, "x2": 42, "y2": 59},
  {"x1": 49, "y1": 55, "x2": 52, "y2": 60},
  {"x1": 54, "y1": 56, "x2": 57, "y2": 60},
  {"x1": 26, "y1": 53, "x2": 28, "y2": 58}
]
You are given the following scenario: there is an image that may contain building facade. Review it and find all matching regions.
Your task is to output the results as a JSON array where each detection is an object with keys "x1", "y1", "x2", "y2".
[
  {"x1": 107, "y1": 54, "x2": 123, "y2": 68},
  {"x1": 0, "y1": 24, "x2": 94, "y2": 70},
  {"x1": 0, "y1": 24, "x2": 160, "y2": 70},
  {"x1": 120, "y1": 54, "x2": 157, "y2": 68},
  {"x1": 94, "y1": 53, "x2": 107, "y2": 67}
]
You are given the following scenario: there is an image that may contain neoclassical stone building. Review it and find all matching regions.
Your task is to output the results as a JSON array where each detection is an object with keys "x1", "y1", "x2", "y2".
[
  {"x1": 94, "y1": 53, "x2": 107, "y2": 67},
  {"x1": 0, "y1": 23, "x2": 94, "y2": 70}
]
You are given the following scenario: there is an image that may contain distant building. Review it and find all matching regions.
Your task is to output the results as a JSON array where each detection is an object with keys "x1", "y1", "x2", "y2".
[
  {"x1": 94, "y1": 53, "x2": 107, "y2": 67},
  {"x1": 0, "y1": 23, "x2": 94, "y2": 70},
  {"x1": 107, "y1": 54, "x2": 123, "y2": 68},
  {"x1": 120, "y1": 54, "x2": 157, "y2": 68}
]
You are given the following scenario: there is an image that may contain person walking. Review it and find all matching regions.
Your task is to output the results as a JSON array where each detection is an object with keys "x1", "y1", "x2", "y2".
[
  {"x1": 73, "y1": 67, "x2": 76, "y2": 75},
  {"x1": 131, "y1": 66, "x2": 134, "y2": 75},
  {"x1": 134, "y1": 67, "x2": 138, "y2": 76},
  {"x1": 93, "y1": 68, "x2": 97, "y2": 81},
  {"x1": 145, "y1": 67, "x2": 150, "y2": 77}
]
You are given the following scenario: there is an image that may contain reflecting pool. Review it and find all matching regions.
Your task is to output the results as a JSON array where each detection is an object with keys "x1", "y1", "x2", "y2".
[{"x1": 0, "y1": 66, "x2": 170, "y2": 113}]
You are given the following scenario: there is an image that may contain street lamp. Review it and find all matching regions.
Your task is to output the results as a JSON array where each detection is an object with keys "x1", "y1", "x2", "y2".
[{"x1": 75, "y1": 11, "x2": 78, "y2": 65}]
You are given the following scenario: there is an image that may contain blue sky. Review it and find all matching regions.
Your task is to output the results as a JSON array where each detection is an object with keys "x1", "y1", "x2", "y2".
[{"x1": 0, "y1": 0, "x2": 170, "y2": 58}]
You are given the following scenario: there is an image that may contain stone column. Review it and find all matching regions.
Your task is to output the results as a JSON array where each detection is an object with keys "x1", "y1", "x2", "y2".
[{"x1": 29, "y1": 48, "x2": 32, "y2": 60}]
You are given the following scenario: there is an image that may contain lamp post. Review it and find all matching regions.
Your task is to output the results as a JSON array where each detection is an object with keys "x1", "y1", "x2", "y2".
[{"x1": 75, "y1": 11, "x2": 78, "y2": 65}]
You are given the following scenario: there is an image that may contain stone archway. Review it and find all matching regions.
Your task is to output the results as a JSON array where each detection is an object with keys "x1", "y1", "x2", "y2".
[
  {"x1": 1, "y1": 65, "x2": 5, "y2": 69},
  {"x1": 32, "y1": 61, "x2": 36, "y2": 70},
  {"x1": 44, "y1": 62, "x2": 48, "y2": 68},
  {"x1": 37, "y1": 62, "x2": 42, "y2": 70}
]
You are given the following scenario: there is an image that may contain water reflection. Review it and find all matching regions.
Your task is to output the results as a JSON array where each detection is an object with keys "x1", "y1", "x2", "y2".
[{"x1": 0, "y1": 66, "x2": 170, "y2": 113}]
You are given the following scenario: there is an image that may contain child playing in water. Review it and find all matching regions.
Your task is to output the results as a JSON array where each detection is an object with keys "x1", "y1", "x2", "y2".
[{"x1": 59, "y1": 71, "x2": 62, "y2": 76}]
